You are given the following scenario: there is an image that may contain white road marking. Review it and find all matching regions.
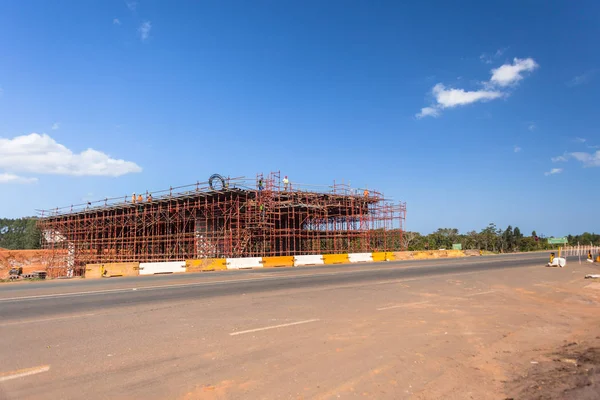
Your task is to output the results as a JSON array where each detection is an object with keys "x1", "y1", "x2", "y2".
[
  {"x1": 465, "y1": 290, "x2": 497, "y2": 297},
  {"x1": 230, "y1": 319, "x2": 320, "y2": 336},
  {"x1": 0, "y1": 313, "x2": 95, "y2": 327},
  {"x1": 377, "y1": 301, "x2": 430, "y2": 311},
  {"x1": 0, "y1": 365, "x2": 50, "y2": 382}
]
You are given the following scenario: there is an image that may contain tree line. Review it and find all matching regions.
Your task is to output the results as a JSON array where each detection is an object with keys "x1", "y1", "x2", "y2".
[
  {"x1": 402, "y1": 224, "x2": 600, "y2": 252},
  {"x1": 0, "y1": 218, "x2": 42, "y2": 250}
]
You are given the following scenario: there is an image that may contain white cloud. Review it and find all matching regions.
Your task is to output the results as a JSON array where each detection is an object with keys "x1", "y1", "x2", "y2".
[
  {"x1": 415, "y1": 84, "x2": 503, "y2": 119},
  {"x1": 416, "y1": 57, "x2": 538, "y2": 119},
  {"x1": 126, "y1": 1, "x2": 137, "y2": 11},
  {"x1": 567, "y1": 70, "x2": 597, "y2": 87},
  {"x1": 489, "y1": 58, "x2": 538, "y2": 87},
  {"x1": 544, "y1": 168, "x2": 563, "y2": 176},
  {"x1": 0, "y1": 173, "x2": 37, "y2": 184},
  {"x1": 568, "y1": 151, "x2": 600, "y2": 167},
  {"x1": 433, "y1": 83, "x2": 503, "y2": 108},
  {"x1": 528, "y1": 123, "x2": 537, "y2": 131},
  {"x1": 551, "y1": 155, "x2": 567, "y2": 162},
  {"x1": 415, "y1": 107, "x2": 440, "y2": 119},
  {"x1": 513, "y1": 146, "x2": 522, "y2": 153},
  {"x1": 138, "y1": 21, "x2": 151, "y2": 41},
  {"x1": 113, "y1": 18, "x2": 121, "y2": 25},
  {"x1": 0, "y1": 133, "x2": 142, "y2": 177},
  {"x1": 574, "y1": 137, "x2": 586, "y2": 143},
  {"x1": 51, "y1": 122, "x2": 60, "y2": 130}
]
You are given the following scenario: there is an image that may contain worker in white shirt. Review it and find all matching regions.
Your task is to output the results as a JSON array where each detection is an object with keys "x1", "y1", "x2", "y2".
[{"x1": 283, "y1": 176, "x2": 289, "y2": 191}]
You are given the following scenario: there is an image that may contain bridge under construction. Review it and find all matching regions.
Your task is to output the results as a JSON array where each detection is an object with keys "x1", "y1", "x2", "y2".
[{"x1": 37, "y1": 172, "x2": 406, "y2": 274}]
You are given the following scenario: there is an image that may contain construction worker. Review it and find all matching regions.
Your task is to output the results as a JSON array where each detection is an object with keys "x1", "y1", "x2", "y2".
[
  {"x1": 137, "y1": 194, "x2": 143, "y2": 203},
  {"x1": 132, "y1": 192, "x2": 137, "y2": 204},
  {"x1": 283, "y1": 176, "x2": 289, "y2": 191},
  {"x1": 363, "y1": 189, "x2": 369, "y2": 198},
  {"x1": 147, "y1": 193, "x2": 153, "y2": 202},
  {"x1": 260, "y1": 204, "x2": 265, "y2": 220},
  {"x1": 258, "y1": 179, "x2": 264, "y2": 191}
]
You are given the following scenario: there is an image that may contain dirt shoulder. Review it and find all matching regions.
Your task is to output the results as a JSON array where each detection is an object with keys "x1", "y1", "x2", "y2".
[{"x1": 505, "y1": 339, "x2": 600, "y2": 399}]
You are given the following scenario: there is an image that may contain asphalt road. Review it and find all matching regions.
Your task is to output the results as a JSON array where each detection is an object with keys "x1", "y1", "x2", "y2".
[{"x1": 0, "y1": 252, "x2": 556, "y2": 400}]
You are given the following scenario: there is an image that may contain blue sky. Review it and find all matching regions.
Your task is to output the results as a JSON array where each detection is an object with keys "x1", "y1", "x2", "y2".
[{"x1": 0, "y1": 1, "x2": 598, "y2": 236}]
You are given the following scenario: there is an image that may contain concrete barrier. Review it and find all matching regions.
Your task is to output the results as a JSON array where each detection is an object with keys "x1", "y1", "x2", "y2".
[
  {"x1": 348, "y1": 253, "x2": 373, "y2": 263},
  {"x1": 371, "y1": 252, "x2": 395, "y2": 262},
  {"x1": 226, "y1": 257, "x2": 263, "y2": 269},
  {"x1": 100, "y1": 262, "x2": 140, "y2": 277},
  {"x1": 294, "y1": 255, "x2": 324, "y2": 266},
  {"x1": 262, "y1": 256, "x2": 294, "y2": 268},
  {"x1": 139, "y1": 261, "x2": 186, "y2": 275},
  {"x1": 84, "y1": 263, "x2": 104, "y2": 279},
  {"x1": 186, "y1": 258, "x2": 227, "y2": 272},
  {"x1": 323, "y1": 254, "x2": 349, "y2": 265}
]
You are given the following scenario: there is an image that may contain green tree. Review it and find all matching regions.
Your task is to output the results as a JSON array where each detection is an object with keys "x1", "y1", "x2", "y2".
[
  {"x1": 0, "y1": 218, "x2": 42, "y2": 250},
  {"x1": 513, "y1": 227, "x2": 522, "y2": 251},
  {"x1": 502, "y1": 225, "x2": 513, "y2": 252}
]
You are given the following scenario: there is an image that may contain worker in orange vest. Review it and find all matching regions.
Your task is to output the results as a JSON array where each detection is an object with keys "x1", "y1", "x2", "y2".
[
  {"x1": 132, "y1": 192, "x2": 137, "y2": 203},
  {"x1": 137, "y1": 194, "x2": 143, "y2": 203}
]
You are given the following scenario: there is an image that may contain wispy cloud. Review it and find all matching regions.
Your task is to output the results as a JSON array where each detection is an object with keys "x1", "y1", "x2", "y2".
[
  {"x1": 568, "y1": 151, "x2": 600, "y2": 167},
  {"x1": 113, "y1": 18, "x2": 121, "y2": 25},
  {"x1": 138, "y1": 21, "x2": 152, "y2": 41},
  {"x1": 0, "y1": 173, "x2": 37, "y2": 184},
  {"x1": 479, "y1": 47, "x2": 508, "y2": 64},
  {"x1": 489, "y1": 58, "x2": 539, "y2": 87},
  {"x1": 528, "y1": 122, "x2": 537, "y2": 131},
  {"x1": 126, "y1": 1, "x2": 137, "y2": 11},
  {"x1": 0, "y1": 133, "x2": 142, "y2": 178},
  {"x1": 567, "y1": 69, "x2": 597, "y2": 87},
  {"x1": 416, "y1": 57, "x2": 538, "y2": 119},
  {"x1": 513, "y1": 146, "x2": 522, "y2": 153},
  {"x1": 551, "y1": 155, "x2": 567, "y2": 162},
  {"x1": 51, "y1": 122, "x2": 60, "y2": 130},
  {"x1": 544, "y1": 168, "x2": 563, "y2": 176},
  {"x1": 574, "y1": 137, "x2": 586, "y2": 143},
  {"x1": 415, "y1": 107, "x2": 440, "y2": 119}
]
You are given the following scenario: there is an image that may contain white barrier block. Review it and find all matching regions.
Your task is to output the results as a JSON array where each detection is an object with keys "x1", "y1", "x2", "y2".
[
  {"x1": 139, "y1": 261, "x2": 186, "y2": 275},
  {"x1": 226, "y1": 257, "x2": 263, "y2": 269},
  {"x1": 548, "y1": 257, "x2": 566, "y2": 268},
  {"x1": 348, "y1": 253, "x2": 373, "y2": 263},
  {"x1": 294, "y1": 255, "x2": 324, "y2": 266}
]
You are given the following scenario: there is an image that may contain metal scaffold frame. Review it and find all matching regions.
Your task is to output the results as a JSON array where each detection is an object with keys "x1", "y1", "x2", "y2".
[{"x1": 37, "y1": 172, "x2": 406, "y2": 274}]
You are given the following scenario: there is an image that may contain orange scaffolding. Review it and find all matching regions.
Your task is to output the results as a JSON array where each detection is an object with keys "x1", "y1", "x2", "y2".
[{"x1": 37, "y1": 172, "x2": 406, "y2": 275}]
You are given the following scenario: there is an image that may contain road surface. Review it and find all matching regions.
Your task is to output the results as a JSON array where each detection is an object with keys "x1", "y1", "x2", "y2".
[{"x1": 2, "y1": 252, "x2": 598, "y2": 399}]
